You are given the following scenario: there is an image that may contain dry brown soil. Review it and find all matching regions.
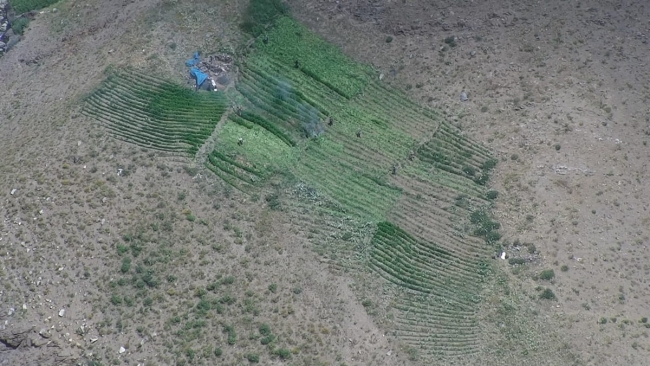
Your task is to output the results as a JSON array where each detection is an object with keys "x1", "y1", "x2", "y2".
[{"x1": 1, "y1": 0, "x2": 650, "y2": 365}]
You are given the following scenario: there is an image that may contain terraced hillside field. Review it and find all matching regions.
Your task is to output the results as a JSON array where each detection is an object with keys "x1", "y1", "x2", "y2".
[
  {"x1": 84, "y1": 15, "x2": 502, "y2": 363},
  {"x1": 83, "y1": 68, "x2": 228, "y2": 156}
]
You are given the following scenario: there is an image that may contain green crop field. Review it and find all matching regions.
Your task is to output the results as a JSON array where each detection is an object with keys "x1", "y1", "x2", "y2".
[
  {"x1": 84, "y1": 14, "x2": 504, "y2": 362},
  {"x1": 83, "y1": 68, "x2": 228, "y2": 156}
]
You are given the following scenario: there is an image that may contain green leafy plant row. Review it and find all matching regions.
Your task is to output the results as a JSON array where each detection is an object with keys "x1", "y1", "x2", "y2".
[{"x1": 83, "y1": 68, "x2": 227, "y2": 155}]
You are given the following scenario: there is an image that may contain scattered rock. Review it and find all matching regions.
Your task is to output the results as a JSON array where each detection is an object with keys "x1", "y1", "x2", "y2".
[
  {"x1": 10, "y1": 188, "x2": 16, "y2": 195},
  {"x1": 58, "y1": 309, "x2": 65, "y2": 317},
  {"x1": 0, "y1": 327, "x2": 34, "y2": 348},
  {"x1": 119, "y1": 346, "x2": 126, "y2": 354},
  {"x1": 460, "y1": 91, "x2": 468, "y2": 101}
]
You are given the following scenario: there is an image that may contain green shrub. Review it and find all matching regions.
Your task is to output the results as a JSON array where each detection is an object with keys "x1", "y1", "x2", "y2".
[
  {"x1": 214, "y1": 348, "x2": 223, "y2": 357},
  {"x1": 486, "y1": 190, "x2": 499, "y2": 200},
  {"x1": 268, "y1": 283, "x2": 278, "y2": 293},
  {"x1": 539, "y1": 269, "x2": 555, "y2": 281},
  {"x1": 275, "y1": 348, "x2": 291, "y2": 359},
  {"x1": 110, "y1": 295, "x2": 122, "y2": 305},
  {"x1": 508, "y1": 258, "x2": 526, "y2": 265},
  {"x1": 246, "y1": 353, "x2": 260, "y2": 363},
  {"x1": 481, "y1": 158, "x2": 498, "y2": 171},
  {"x1": 223, "y1": 325, "x2": 237, "y2": 345},
  {"x1": 560, "y1": 265, "x2": 569, "y2": 272},
  {"x1": 265, "y1": 193, "x2": 281, "y2": 210},
  {"x1": 259, "y1": 323, "x2": 272, "y2": 336},
  {"x1": 539, "y1": 288, "x2": 556, "y2": 300},
  {"x1": 385, "y1": 36, "x2": 393, "y2": 43},
  {"x1": 117, "y1": 244, "x2": 129, "y2": 255},
  {"x1": 11, "y1": 17, "x2": 30, "y2": 35},
  {"x1": 120, "y1": 258, "x2": 131, "y2": 273},
  {"x1": 260, "y1": 335, "x2": 275, "y2": 345},
  {"x1": 444, "y1": 36, "x2": 457, "y2": 47}
]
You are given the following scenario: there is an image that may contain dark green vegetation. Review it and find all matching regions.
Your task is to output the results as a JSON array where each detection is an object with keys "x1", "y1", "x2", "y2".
[
  {"x1": 240, "y1": 0, "x2": 290, "y2": 37},
  {"x1": 539, "y1": 288, "x2": 557, "y2": 300},
  {"x1": 10, "y1": 17, "x2": 30, "y2": 35},
  {"x1": 10, "y1": 0, "x2": 59, "y2": 14},
  {"x1": 538, "y1": 269, "x2": 555, "y2": 281},
  {"x1": 83, "y1": 68, "x2": 227, "y2": 155}
]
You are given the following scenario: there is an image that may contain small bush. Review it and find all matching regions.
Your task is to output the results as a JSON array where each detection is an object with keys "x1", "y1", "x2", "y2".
[
  {"x1": 268, "y1": 283, "x2": 278, "y2": 293},
  {"x1": 486, "y1": 190, "x2": 499, "y2": 200},
  {"x1": 481, "y1": 159, "x2": 498, "y2": 171},
  {"x1": 214, "y1": 348, "x2": 223, "y2": 357},
  {"x1": 554, "y1": 144, "x2": 561, "y2": 151},
  {"x1": 539, "y1": 269, "x2": 555, "y2": 281},
  {"x1": 508, "y1": 258, "x2": 526, "y2": 265},
  {"x1": 224, "y1": 325, "x2": 237, "y2": 345},
  {"x1": 275, "y1": 348, "x2": 291, "y2": 360},
  {"x1": 292, "y1": 287, "x2": 302, "y2": 294},
  {"x1": 11, "y1": 17, "x2": 30, "y2": 35},
  {"x1": 246, "y1": 353, "x2": 260, "y2": 363},
  {"x1": 361, "y1": 299, "x2": 372, "y2": 307},
  {"x1": 120, "y1": 258, "x2": 131, "y2": 273},
  {"x1": 385, "y1": 36, "x2": 393, "y2": 43},
  {"x1": 539, "y1": 288, "x2": 557, "y2": 300},
  {"x1": 110, "y1": 295, "x2": 123, "y2": 305},
  {"x1": 182, "y1": 165, "x2": 199, "y2": 176},
  {"x1": 560, "y1": 265, "x2": 569, "y2": 272},
  {"x1": 259, "y1": 324, "x2": 272, "y2": 336},
  {"x1": 444, "y1": 36, "x2": 457, "y2": 47},
  {"x1": 266, "y1": 193, "x2": 281, "y2": 210},
  {"x1": 598, "y1": 317, "x2": 608, "y2": 324}
]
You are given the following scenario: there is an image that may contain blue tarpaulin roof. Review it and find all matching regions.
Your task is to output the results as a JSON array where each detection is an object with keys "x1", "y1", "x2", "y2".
[
  {"x1": 190, "y1": 67, "x2": 208, "y2": 87},
  {"x1": 185, "y1": 52, "x2": 200, "y2": 67}
]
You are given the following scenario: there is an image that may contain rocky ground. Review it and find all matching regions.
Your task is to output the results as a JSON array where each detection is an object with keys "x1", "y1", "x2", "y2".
[{"x1": 2, "y1": 0, "x2": 650, "y2": 365}]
